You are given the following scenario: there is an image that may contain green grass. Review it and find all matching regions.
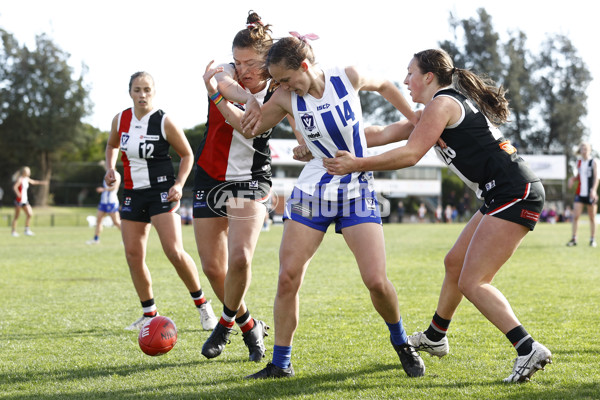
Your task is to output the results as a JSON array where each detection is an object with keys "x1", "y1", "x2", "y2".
[
  {"x1": 1, "y1": 220, "x2": 599, "y2": 399},
  {"x1": 0, "y1": 206, "x2": 98, "y2": 228}
]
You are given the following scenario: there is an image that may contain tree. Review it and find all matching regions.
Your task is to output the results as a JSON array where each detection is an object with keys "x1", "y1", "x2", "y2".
[
  {"x1": 533, "y1": 34, "x2": 591, "y2": 161},
  {"x1": 0, "y1": 30, "x2": 91, "y2": 206},
  {"x1": 440, "y1": 8, "x2": 502, "y2": 80},
  {"x1": 438, "y1": 9, "x2": 591, "y2": 160},
  {"x1": 502, "y1": 31, "x2": 538, "y2": 152}
]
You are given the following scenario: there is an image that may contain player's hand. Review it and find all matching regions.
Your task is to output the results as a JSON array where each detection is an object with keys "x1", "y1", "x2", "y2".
[
  {"x1": 323, "y1": 150, "x2": 357, "y2": 175},
  {"x1": 436, "y1": 137, "x2": 448, "y2": 149},
  {"x1": 167, "y1": 182, "x2": 183, "y2": 202},
  {"x1": 241, "y1": 96, "x2": 262, "y2": 135},
  {"x1": 292, "y1": 144, "x2": 313, "y2": 162},
  {"x1": 104, "y1": 169, "x2": 117, "y2": 186},
  {"x1": 203, "y1": 60, "x2": 224, "y2": 96}
]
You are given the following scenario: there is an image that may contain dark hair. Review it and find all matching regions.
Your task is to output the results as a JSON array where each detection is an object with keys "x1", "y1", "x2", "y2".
[
  {"x1": 413, "y1": 49, "x2": 510, "y2": 125},
  {"x1": 233, "y1": 11, "x2": 272, "y2": 56},
  {"x1": 231, "y1": 11, "x2": 273, "y2": 80},
  {"x1": 266, "y1": 36, "x2": 315, "y2": 71},
  {"x1": 128, "y1": 71, "x2": 154, "y2": 92}
]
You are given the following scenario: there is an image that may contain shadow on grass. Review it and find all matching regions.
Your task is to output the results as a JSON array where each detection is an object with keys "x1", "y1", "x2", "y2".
[{"x1": 3, "y1": 360, "x2": 596, "y2": 400}]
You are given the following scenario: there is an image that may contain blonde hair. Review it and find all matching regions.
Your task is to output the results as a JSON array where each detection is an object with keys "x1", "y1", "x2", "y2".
[{"x1": 12, "y1": 166, "x2": 30, "y2": 182}]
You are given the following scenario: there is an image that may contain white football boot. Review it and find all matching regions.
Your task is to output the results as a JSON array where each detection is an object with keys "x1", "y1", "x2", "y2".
[
  {"x1": 199, "y1": 301, "x2": 218, "y2": 331},
  {"x1": 408, "y1": 331, "x2": 449, "y2": 358},
  {"x1": 504, "y1": 341, "x2": 552, "y2": 383},
  {"x1": 125, "y1": 314, "x2": 157, "y2": 331}
]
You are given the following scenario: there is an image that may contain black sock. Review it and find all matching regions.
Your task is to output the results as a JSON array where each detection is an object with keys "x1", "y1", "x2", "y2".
[
  {"x1": 141, "y1": 298, "x2": 157, "y2": 317},
  {"x1": 424, "y1": 312, "x2": 451, "y2": 342},
  {"x1": 506, "y1": 325, "x2": 534, "y2": 356},
  {"x1": 223, "y1": 305, "x2": 238, "y2": 319},
  {"x1": 235, "y1": 309, "x2": 251, "y2": 326}
]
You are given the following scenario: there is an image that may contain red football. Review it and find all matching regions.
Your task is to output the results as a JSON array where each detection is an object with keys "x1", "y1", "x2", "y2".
[{"x1": 138, "y1": 316, "x2": 177, "y2": 356}]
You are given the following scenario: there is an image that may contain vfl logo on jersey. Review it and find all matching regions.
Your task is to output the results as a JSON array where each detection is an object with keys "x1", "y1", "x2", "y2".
[
  {"x1": 120, "y1": 134, "x2": 130, "y2": 151},
  {"x1": 300, "y1": 112, "x2": 323, "y2": 140},
  {"x1": 160, "y1": 192, "x2": 169, "y2": 203}
]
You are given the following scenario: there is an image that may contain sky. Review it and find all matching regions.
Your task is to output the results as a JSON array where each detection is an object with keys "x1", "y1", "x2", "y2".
[{"x1": 1, "y1": 0, "x2": 598, "y2": 154}]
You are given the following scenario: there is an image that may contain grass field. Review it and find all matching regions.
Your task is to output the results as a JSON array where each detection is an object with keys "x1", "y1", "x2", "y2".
[{"x1": 1, "y1": 218, "x2": 599, "y2": 399}]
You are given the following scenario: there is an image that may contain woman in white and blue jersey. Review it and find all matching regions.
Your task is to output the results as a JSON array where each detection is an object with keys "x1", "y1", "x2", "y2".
[
  {"x1": 86, "y1": 170, "x2": 121, "y2": 245},
  {"x1": 324, "y1": 49, "x2": 552, "y2": 383},
  {"x1": 203, "y1": 33, "x2": 424, "y2": 379}
]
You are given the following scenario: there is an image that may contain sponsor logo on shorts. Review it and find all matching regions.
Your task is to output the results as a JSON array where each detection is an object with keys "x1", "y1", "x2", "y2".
[
  {"x1": 124, "y1": 196, "x2": 132, "y2": 206},
  {"x1": 366, "y1": 198, "x2": 376, "y2": 210},
  {"x1": 520, "y1": 209, "x2": 540, "y2": 222},
  {"x1": 291, "y1": 203, "x2": 313, "y2": 218}
]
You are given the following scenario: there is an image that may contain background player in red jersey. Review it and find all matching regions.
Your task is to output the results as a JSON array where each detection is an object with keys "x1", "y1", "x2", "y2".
[
  {"x1": 11, "y1": 166, "x2": 48, "y2": 237},
  {"x1": 104, "y1": 71, "x2": 217, "y2": 331},
  {"x1": 566, "y1": 142, "x2": 599, "y2": 247}
]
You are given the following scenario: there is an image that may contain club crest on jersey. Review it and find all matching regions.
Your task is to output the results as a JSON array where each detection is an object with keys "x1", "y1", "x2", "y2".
[
  {"x1": 120, "y1": 134, "x2": 130, "y2": 151},
  {"x1": 300, "y1": 112, "x2": 323, "y2": 140}
]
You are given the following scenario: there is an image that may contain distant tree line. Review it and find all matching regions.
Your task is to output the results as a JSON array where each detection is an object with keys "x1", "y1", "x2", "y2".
[{"x1": 0, "y1": 8, "x2": 592, "y2": 207}]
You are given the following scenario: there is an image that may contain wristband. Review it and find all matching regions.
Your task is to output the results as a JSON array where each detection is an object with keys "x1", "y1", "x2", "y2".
[{"x1": 210, "y1": 92, "x2": 224, "y2": 105}]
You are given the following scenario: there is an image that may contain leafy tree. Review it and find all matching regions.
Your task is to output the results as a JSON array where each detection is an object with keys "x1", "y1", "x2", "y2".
[
  {"x1": 440, "y1": 8, "x2": 502, "y2": 80},
  {"x1": 0, "y1": 30, "x2": 91, "y2": 205},
  {"x1": 439, "y1": 9, "x2": 591, "y2": 160},
  {"x1": 502, "y1": 32, "x2": 538, "y2": 152},
  {"x1": 533, "y1": 34, "x2": 591, "y2": 161}
]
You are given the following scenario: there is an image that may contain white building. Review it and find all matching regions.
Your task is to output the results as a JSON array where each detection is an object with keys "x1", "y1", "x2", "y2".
[{"x1": 269, "y1": 139, "x2": 567, "y2": 215}]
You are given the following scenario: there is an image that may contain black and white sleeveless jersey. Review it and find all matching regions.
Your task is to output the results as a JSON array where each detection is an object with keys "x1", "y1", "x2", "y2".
[
  {"x1": 574, "y1": 157, "x2": 597, "y2": 197},
  {"x1": 118, "y1": 108, "x2": 175, "y2": 190},
  {"x1": 433, "y1": 88, "x2": 538, "y2": 200}
]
